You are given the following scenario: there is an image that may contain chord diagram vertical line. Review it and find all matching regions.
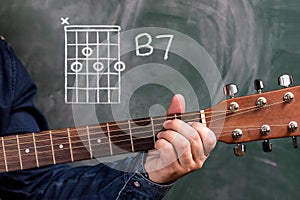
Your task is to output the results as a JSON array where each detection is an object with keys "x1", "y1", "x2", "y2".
[
  {"x1": 64, "y1": 27, "x2": 68, "y2": 103},
  {"x1": 107, "y1": 31, "x2": 111, "y2": 103},
  {"x1": 32, "y1": 133, "x2": 39, "y2": 167},
  {"x1": 96, "y1": 31, "x2": 100, "y2": 103},
  {"x1": 85, "y1": 31, "x2": 89, "y2": 103},
  {"x1": 2, "y1": 137, "x2": 8, "y2": 172},
  {"x1": 75, "y1": 30, "x2": 79, "y2": 103},
  {"x1": 16, "y1": 135, "x2": 23, "y2": 170},
  {"x1": 117, "y1": 30, "x2": 121, "y2": 103}
]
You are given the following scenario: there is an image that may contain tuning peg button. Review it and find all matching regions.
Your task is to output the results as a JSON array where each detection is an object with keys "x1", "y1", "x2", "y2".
[
  {"x1": 254, "y1": 79, "x2": 264, "y2": 93},
  {"x1": 262, "y1": 140, "x2": 272, "y2": 152},
  {"x1": 278, "y1": 75, "x2": 293, "y2": 87},
  {"x1": 224, "y1": 84, "x2": 238, "y2": 98},
  {"x1": 233, "y1": 143, "x2": 246, "y2": 156}
]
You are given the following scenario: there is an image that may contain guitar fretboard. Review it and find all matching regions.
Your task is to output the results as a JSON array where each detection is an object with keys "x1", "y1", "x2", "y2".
[{"x1": 0, "y1": 111, "x2": 205, "y2": 173}]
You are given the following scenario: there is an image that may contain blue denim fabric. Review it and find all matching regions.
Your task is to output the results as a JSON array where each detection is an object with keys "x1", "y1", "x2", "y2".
[{"x1": 0, "y1": 37, "x2": 173, "y2": 199}]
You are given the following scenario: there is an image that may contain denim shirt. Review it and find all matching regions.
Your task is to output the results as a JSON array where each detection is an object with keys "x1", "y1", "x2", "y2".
[{"x1": 0, "y1": 37, "x2": 173, "y2": 199}]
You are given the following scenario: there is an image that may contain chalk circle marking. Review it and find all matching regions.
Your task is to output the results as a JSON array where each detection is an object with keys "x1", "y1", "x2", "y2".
[
  {"x1": 93, "y1": 61, "x2": 105, "y2": 72},
  {"x1": 70, "y1": 61, "x2": 83, "y2": 72},
  {"x1": 82, "y1": 47, "x2": 93, "y2": 57},
  {"x1": 114, "y1": 61, "x2": 126, "y2": 72}
]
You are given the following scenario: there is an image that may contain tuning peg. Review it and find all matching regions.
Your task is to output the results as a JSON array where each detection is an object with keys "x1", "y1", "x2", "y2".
[
  {"x1": 224, "y1": 84, "x2": 238, "y2": 98},
  {"x1": 262, "y1": 140, "x2": 272, "y2": 152},
  {"x1": 254, "y1": 79, "x2": 264, "y2": 93},
  {"x1": 278, "y1": 75, "x2": 293, "y2": 87},
  {"x1": 292, "y1": 136, "x2": 298, "y2": 148},
  {"x1": 233, "y1": 143, "x2": 246, "y2": 156}
]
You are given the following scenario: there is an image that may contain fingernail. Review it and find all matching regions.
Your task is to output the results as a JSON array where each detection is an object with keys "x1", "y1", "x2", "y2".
[
  {"x1": 163, "y1": 120, "x2": 171, "y2": 128},
  {"x1": 157, "y1": 132, "x2": 161, "y2": 138},
  {"x1": 174, "y1": 94, "x2": 184, "y2": 102}
]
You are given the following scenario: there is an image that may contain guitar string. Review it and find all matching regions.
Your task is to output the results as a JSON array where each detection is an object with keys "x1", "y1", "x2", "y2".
[
  {"x1": 1, "y1": 138, "x2": 154, "y2": 168},
  {"x1": 3, "y1": 122, "x2": 287, "y2": 156},
  {"x1": 0, "y1": 98, "x2": 285, "y2": 146},
  {"x1": 0, "y1": 99, "x2": 288, "y2": 149},
  {"x1": 0, "y1": 122, "x2": 286, "y2": 167},
  {"x1": 0, "y1": 99, "x2": 292, "y2": 160},
  {"x1": 0, "y1": 98, "x2": 278, "y2": 148},
  {"x1": 0, "y1": 123, "x2": 291, "y2": 159},
  {"x1": 0, "y1": 116, "x2": 296, "y2": 165},
  {"x1": 0, "y1": 121, "x2": 291, "y2": 168}
]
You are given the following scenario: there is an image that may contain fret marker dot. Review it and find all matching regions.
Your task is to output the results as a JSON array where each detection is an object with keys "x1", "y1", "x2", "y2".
[
  {"x1": 59, "y1": 144, "x2": 64, "y2": 149},
  {"x1": 25, "y1": 148, "x2": 30, "y2": 154},
  {"x1": 97, "y1": 138, "x2": 102, "y2": 143}
]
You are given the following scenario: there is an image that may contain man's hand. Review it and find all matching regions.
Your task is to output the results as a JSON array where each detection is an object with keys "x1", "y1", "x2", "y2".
[{"x1": 144, "y1": 94, "x2": 216, "y2": 184}]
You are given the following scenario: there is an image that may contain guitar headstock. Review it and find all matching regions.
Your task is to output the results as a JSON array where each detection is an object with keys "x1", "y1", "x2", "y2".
[{"x1": 207, "y1": 76, "x2": 300, "y2": 156}]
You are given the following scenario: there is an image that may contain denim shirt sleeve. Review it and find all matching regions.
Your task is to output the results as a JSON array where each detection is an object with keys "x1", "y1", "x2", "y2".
[{"x1": 0, "y1": 37, "x2": 173, "y2": 200}]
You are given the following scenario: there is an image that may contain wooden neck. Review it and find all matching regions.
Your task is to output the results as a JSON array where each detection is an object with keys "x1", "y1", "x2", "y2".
[
  {"x1": 2, "y1": 85, "x2": 300, "y2": 173},
  {"x1": 0, "y1": 111, "x2": 206, "y2": 173}
]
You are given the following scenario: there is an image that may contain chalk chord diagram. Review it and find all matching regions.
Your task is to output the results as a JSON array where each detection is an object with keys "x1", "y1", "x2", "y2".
[{"x1": 64, "y1": 25, "x2": 125, "y2": 104}]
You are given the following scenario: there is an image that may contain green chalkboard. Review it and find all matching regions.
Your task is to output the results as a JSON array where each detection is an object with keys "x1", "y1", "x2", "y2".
[{"x1": 1, "y1": 0, "x2": 300, "y2": 199}]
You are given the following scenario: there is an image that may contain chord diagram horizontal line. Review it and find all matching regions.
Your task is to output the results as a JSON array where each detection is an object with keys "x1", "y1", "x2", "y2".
[
  {"x1": 66, "y1": 58, "x2": 118, "y2": 61},
  {"x1": 66, "y1": 72, "x2": 119, "y2": 75},
  {"x1": 65, "y1": 101, "x2": 121, "y2": 104},
  {"x1": 67, "y1": 43, "x2": 118, "y2": 46},
  {"x1": 65, "y1": 29, "x2": 119, "y2": 33},
  {"x1": 66, "y1": 87, "x2": 119, "y2": 90},
  {"x1": 65, "y1": 25, "x2": 120, "y2": 31}
]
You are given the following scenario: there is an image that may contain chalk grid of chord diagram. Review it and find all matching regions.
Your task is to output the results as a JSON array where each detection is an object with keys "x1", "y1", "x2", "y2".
[{"x1": 64, "y1": 25, "x2": 125, "y2": 104}]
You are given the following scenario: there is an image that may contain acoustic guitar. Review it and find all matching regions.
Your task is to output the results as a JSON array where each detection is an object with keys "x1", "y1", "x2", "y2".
[{"x1": 0, "y1": 76, "x2": 299, "y2": 173}]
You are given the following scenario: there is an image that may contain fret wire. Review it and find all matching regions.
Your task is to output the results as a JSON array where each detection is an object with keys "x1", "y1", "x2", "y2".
[
  {"x1": 2, "y1": 121, "x2": 288, "y2": 155},
  {"x1": 0, "y1": 99, "x2": 290, "y2": 167},
  {"x1": 0, "y1": 120, "x2": 166, "y2": 149},
  {"x1": 1, "y1": 122, "x2": 276, "y2": 162},
  {"x1": 1, "y1": 113, "x2": 196, "y2": 148},
  {"x1": 0, "y1": 100, "x2": 284, "y2": 145},
  {"x1": 150, "y1": 117, "x2": 156, "y2": 144},
  {"x1": 4, "y1": 130, "x2": 161, "y2": 157},
  {"x1": 67, "y1": 128, "x2": 74, "y2": 162},
  {"x1": 49, "y1": 131, "x2": 56, "y2": 165},
  {"x1": 0, "y1": 100, "x2": 286, "y2": 151},
  {"x1": 32, "y1": 133, "x2": 39, "y2": 167},
  {"x1": 3, "y1": 123, "x2": 278, "y2": 157},
  {"x1": 16, "y1": 135, "x2": 23, "y2": 170},
  {"x1": 106, "y1": 123, "x2": 113, "y2": 156},
  {"x1": 128, "y1": 120, "x2": 134, "y2": 152},
  {"x1": 200, "y1": 110, "x2": 206, "y2": 127},
  {"x1": 4, "y1": 135, "x2": 156, "y2": 166},
  {"x1": 86, "y1": 126, "x2": 93, "y2": 159},
  {"x1": 2, "y1": 137, "x2": 8, "y2": 172},
  {"x1": 3, "y1": 121, "x2": 286, "y2": 155}
]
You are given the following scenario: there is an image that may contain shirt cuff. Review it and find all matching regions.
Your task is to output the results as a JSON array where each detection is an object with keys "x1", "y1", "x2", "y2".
[{"x1": 117, "y1": 152, "x2": 175, "y2": 199}]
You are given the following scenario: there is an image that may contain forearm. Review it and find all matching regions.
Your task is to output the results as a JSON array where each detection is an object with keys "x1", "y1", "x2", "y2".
[{"x1": 0, "y1": 153, "x2": 173, "y2": 200}]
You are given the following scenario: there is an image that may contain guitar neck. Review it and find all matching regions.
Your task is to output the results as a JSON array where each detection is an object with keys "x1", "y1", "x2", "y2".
[
  {"x1": 2, "y1": 85, "x2": 300, "y2": 173},
  {"x1": 0, "y1": 111, "x2": 206, "y2": 173}
]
